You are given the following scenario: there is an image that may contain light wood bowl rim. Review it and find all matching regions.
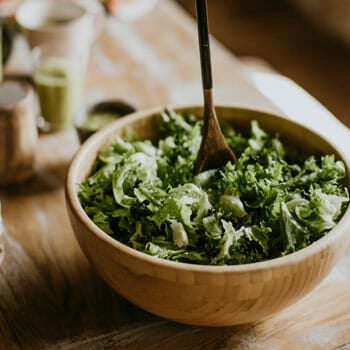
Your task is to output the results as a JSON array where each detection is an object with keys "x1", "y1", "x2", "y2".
[{"x1": 66, "y1": 104, "x2": 350, "y2": 273}]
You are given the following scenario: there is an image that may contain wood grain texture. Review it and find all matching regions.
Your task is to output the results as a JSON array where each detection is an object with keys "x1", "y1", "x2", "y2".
[{"x1": 1, "y1": 0, "x2": 350, "y2": 348}]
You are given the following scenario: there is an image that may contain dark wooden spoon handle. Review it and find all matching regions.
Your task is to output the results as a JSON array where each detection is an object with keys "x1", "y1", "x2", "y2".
[{"x1": 196, "y1": 0, "x2": 212, "y2": 90}]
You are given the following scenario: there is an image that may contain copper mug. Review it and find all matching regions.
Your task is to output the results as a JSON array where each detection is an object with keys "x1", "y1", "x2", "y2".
[{"x1": 0, "y1": 80, "x2": 38, "y2": 184}]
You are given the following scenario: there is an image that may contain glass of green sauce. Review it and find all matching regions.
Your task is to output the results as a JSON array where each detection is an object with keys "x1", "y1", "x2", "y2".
[{"x1": 33, "y1": 47, "x2": 82, "y2": 132}]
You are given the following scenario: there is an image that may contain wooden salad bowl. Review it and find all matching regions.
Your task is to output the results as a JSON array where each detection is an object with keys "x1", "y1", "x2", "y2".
[{"x1": 65, "y1": 106, "x2": 350, "y2": 326}]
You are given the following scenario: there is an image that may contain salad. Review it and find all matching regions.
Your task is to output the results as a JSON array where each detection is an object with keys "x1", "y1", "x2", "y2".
[{"x1": 79, "y1": 109, "x2": 349, "y2": 265}]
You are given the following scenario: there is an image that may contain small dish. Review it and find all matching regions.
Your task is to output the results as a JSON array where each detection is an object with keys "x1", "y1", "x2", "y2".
[{"x1": 75, "y1": 99, "x2": 136, "y2": 143}]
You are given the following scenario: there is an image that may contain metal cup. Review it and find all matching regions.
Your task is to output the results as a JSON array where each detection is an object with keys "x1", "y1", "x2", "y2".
[{"x1": 0, "y1": 80, "x2": 38, "y2": 184}]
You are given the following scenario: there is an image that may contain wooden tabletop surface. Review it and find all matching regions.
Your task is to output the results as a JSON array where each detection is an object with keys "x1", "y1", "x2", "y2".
[{"x1": 1, "y1": 1, "x2": 350, "y2": 349}]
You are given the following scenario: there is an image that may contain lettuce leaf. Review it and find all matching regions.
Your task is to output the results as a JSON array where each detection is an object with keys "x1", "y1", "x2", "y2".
[{"x1": 79, "y1": 109, "x2": 349, "y2": 265}]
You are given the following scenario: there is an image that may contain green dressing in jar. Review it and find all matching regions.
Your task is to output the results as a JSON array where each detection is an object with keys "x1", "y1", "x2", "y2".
[{"x1": 34, "y1": 58, "x2": 80, "y2": 130}]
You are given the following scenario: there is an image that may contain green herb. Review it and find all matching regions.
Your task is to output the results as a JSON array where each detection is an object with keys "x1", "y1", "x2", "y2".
[{"x1": 79, "y1": 109, "x2": 349, "y2": 265}]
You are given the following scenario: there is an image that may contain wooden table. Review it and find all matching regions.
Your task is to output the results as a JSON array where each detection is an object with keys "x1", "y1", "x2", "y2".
[{"x1": 1, "y1": 1, "x2": 350, "y2": 349}]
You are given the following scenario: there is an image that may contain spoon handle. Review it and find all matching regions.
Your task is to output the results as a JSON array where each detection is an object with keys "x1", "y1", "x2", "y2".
[{"x1": 196, "y1": 0, "x2": 212, "y2": 90}]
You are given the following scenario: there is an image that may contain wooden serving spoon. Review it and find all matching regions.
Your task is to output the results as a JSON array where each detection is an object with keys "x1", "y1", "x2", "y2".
[{"x1": 194, "y1": 0, "x2": 236, "y2": 174}]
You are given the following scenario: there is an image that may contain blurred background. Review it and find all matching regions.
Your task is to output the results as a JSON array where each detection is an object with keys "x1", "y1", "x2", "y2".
[
  {"x1": 177, "y1": 0, "x2": 350, "y2": 127},
  {"x1": 2, "y1": 0, "x2": 350, "y2": 128}
]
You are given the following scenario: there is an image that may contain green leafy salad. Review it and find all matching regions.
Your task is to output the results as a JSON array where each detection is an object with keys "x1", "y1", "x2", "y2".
[{"x1": 79, "y1": 109, "x2": 349, "y2": 265}]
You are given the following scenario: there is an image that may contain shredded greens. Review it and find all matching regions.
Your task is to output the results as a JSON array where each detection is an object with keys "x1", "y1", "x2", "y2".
[{"x1": 79, "y1": 109, "x2": 349, "y2": 265}]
